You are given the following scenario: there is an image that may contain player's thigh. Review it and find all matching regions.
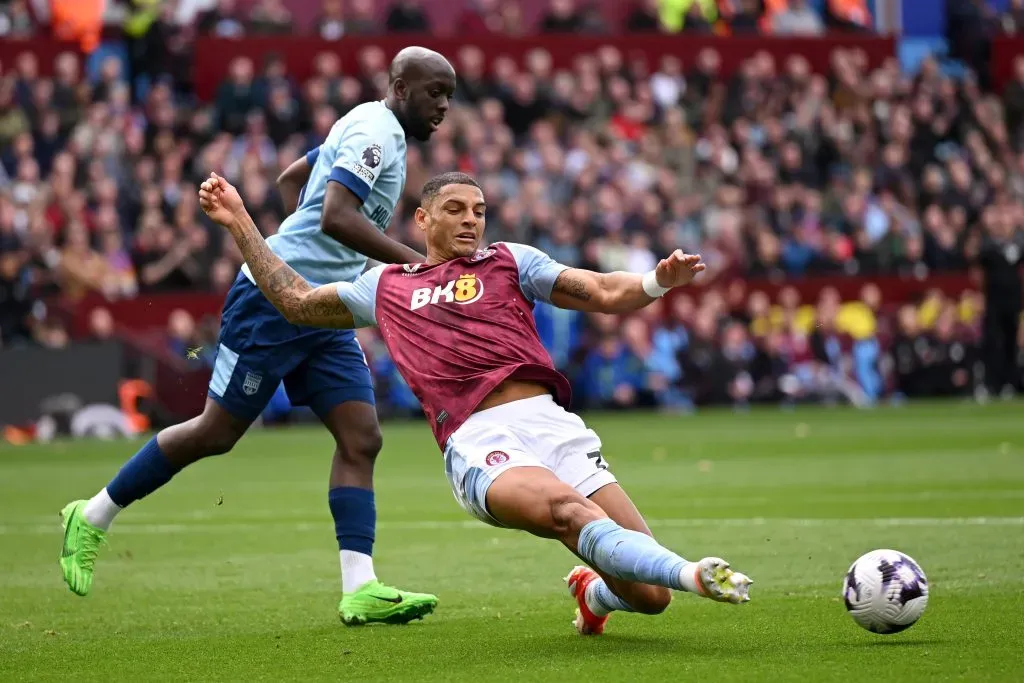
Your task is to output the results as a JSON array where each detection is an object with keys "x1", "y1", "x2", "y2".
[
  {"x1": 534, "y1": 404, "x2": 619, "y2": 505},
  {"x1": 485, "y1": 466, "x2": 604, "y2": 539},
  {"x1": 286, "y1": 329, "x2": 376, "y2": 422},
  {"x1": 209, "y1": 274, "x2": 307, "y2": 422},
  {"x1": 587, "y1": 483, "x2": 654, "y2": 537},
  {"x1": 444, "y1": 422, "x2": 599, "y2": 534}
]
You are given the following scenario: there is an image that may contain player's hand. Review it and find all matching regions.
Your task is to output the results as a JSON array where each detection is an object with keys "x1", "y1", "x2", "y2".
[
  {"x1": 655, "y1": 250, "x2": 705, "y2": 288},
  {"x1": 198, "y1": 173, "x2": 245, "y2": 227}
]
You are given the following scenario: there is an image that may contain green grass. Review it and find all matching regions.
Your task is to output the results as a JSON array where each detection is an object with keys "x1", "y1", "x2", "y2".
[{"x1": 2, "y1": 402, "x2": 1024, "y2": 682}]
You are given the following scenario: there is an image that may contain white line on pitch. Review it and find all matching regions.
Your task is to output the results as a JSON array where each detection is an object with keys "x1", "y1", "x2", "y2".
[{"x1": 3, "y1": 516, "x2": 1023, "y2": 535}]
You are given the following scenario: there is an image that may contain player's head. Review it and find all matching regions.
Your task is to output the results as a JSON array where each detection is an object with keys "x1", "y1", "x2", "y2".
[
  {"x1": 416, "y1": 172, "x2": 485, "y2": 261},
  {"x1": 387, "y1": 47, "x2": 456, "y2": 142}
]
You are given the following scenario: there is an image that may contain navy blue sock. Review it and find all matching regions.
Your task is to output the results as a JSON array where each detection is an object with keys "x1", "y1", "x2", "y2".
[
  {"x1": 106, "y1": 436, "x2": 182, "y2": 507},
  {"x1": 328, "y1": 486, "x2": 375, "y2": 555}
]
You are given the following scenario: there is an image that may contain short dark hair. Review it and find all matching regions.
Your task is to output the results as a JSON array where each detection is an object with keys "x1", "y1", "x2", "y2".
[{"x1": 420, "y1": 172, "x2": 481, "y2": 203}]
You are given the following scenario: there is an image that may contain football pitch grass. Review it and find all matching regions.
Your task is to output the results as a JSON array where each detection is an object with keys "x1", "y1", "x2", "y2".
[{"x1": 2, "y1": 402, "x2": 1023, "y2": 682}]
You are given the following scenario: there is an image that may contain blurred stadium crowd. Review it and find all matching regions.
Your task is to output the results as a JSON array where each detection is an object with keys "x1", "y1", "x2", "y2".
[
  {"x1": 0, "y1": 0, "x2": 879, "y2": 42},
  {"x1": 1, "y1": 0, "x2": 1022, "y2": 415}
]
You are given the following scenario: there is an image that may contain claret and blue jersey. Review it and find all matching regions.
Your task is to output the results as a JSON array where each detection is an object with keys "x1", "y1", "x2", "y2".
[
  {"x1": 334, "y1": 242, "x2": 575, "y2": 446},
  {"x1": 210, "y1": 100, "x2": 407, "y2": 421}
]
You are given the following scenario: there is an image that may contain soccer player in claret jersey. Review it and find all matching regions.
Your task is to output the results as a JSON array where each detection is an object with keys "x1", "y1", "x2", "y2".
[
  {"x1": 199, "y1": 171, "x2": 753, "y2": 635},
  {"x1": 58, "y1": 47, "x2": 455, "y2": 626}
]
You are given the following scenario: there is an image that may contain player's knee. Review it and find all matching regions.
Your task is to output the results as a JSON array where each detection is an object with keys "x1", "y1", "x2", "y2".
[
  {"x1": 548, "y1": 489, "x2": 603, "y2": 538},
  {"x1": 335, "y1": 425, "x2": 382, "y2": 465},
  {"x1": 628, "y1": 584, "x2": 672, "y2": 615},
  {"x1": 191, "y1": 413, "x2": 245, "y2": 457},
  {"x1": 202, "y1": 424, "x2": 244, "y2": 457}
]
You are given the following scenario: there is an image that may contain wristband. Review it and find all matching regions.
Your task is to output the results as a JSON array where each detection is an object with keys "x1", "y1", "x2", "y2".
[{"x1": 642, "y1": 270, "x2": 670, "y2": 298}]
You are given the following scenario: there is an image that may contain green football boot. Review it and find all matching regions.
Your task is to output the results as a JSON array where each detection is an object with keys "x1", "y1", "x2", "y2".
[
  {"x1": 59, "y1": 500, "x2": 107, "y2": 596},
  {"x1": 338, "y1": 580, "x2": 438, "y2": 625}
]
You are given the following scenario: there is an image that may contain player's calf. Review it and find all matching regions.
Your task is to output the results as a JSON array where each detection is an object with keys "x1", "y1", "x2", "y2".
[{"x1": 616, "y1": 580, "x2": 671, "y2": 615}]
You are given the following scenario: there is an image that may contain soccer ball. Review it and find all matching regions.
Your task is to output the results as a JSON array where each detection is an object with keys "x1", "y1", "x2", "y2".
[{"x1": 842, "y1": 549, "x2": 929, "y2": 634}]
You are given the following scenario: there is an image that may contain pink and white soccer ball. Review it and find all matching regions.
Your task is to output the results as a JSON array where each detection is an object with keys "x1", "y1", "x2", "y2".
[{"x1": 843, "y1": 549, "x2": 929, "y2": 634}]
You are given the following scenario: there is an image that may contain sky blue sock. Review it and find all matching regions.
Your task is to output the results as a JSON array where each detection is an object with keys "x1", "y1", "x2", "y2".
[
  {"x1": 590, "y1": 577, "x2": 636, "y2": 614},
  {"x1": 328, "y1": 487, "x2": 375, "y2": 555},
  {"x1": 106, "y1": 436, "x2": 182, "y2": 507},
  {"x1": 577, "y1": 518, "x2": 687, "y2": 591}
]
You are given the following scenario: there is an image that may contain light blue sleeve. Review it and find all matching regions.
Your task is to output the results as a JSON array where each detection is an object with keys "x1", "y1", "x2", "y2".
[
  {"x1": 328, "y1": 116, "x2": 392, "y2": 203},
  {"x1": 297, "y1": 146, "x2": 321, "y2": 206},
  {"x1": 335, "y1": 265, "x2": 385, "y2": 328},
  {"x1": 505, "y1": 243, "x2": 571, "y2": 304},
  {"x1": 305, "y1": 145, "x2": 321, "y2": 167}
]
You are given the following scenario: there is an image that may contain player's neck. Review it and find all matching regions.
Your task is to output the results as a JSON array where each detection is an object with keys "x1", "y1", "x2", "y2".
[
  {"x1": 383, "y1": 96, "x2": 407, "y2": 134},
  {"x1": 426, "y1": 244, "x2": 475, "y2": 264}
]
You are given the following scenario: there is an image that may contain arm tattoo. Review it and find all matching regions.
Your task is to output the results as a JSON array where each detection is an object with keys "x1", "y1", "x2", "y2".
[
  {"x1": 295, "y1": 286, "x2": 351, "y2": 327},
  {"x1": 553, "y1": 272, "x2": 592, "y2": 301},
  {"x1": 229, "y1": 213, "x2": 353, "y2": 328}
]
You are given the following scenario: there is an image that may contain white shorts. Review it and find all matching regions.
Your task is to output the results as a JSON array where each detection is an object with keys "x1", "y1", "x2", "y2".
[{"x1": 442, "y1": 394, "x2": 617, "y2": 527}]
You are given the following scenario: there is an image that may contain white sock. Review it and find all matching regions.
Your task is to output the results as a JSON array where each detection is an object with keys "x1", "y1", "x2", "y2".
[
  {"x1": 82, "y1": 488, "x2": 122, "y2": 531},
  {"x1": 678, "y1": 562, "x2": 701, "y2": 594},
  {"x1": 584, "y1": 576, "x2": 636, "y2": 616},
  {"x1": 584, "y1": 581, "x2": 611, "y2": 617},
  {"x1": 340, "y1": 550, "x2": 376, "y2": 594}
]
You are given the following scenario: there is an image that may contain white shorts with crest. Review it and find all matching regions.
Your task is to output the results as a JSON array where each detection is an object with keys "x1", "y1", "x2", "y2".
[{"x1": 442, "y1": 394, "x2": 617, "y2": 527}]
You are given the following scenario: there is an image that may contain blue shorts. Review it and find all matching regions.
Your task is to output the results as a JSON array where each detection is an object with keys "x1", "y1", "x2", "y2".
[{"x1": 208, "y1": 274, "x2": 374, "y2": 422}]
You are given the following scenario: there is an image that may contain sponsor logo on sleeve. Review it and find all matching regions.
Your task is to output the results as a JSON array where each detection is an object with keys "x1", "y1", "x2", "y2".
[{"x1": 351, "y1": 164, "x2": 375, "y2": 184}]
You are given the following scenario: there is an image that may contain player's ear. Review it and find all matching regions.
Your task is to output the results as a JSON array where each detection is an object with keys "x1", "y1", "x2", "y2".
[{"x1": 414, "y1": 205, "x2": 428, "y2": 232}]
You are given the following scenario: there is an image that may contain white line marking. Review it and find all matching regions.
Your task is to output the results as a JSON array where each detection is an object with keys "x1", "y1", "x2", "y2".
[{"x1": 3, "y1": 517, "x2": 1023, "y2": 535}]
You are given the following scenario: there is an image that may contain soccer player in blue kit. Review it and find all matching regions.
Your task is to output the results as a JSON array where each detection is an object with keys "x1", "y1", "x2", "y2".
[{"x1": 58, "y1": 47, "x2": 456, "y2": 625}]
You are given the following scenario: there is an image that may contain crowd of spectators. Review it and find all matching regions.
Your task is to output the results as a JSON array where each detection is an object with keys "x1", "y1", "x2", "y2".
[
  {"x1": 3, "y1": 0, "x2": 1024, "y2": 42},
  {"x1": 13, "y1": 0, "x2": 872, "y2": 40},
  {"x1": 2, "y1": 6, "x2": 1023, "y2": 411}
]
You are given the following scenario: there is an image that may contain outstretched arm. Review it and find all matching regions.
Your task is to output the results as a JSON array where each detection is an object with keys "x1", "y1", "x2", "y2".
[
  {"x1": 199, "y1": 173, "x2": 356, "y2": 329},
  {"x1": 549, "y1": 250, "x2": 705, "y2": 313}
]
